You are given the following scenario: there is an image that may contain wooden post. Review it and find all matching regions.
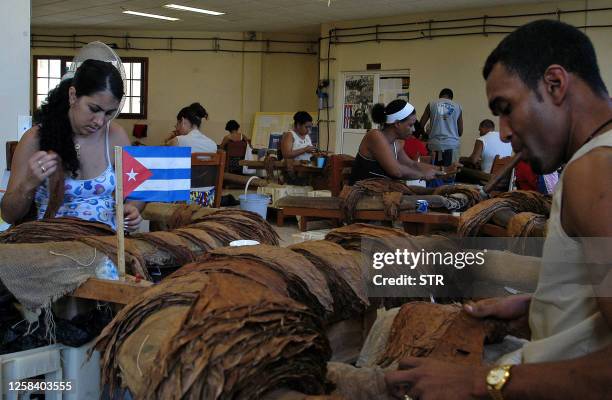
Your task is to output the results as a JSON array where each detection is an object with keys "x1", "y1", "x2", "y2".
[{"x1": 114, "y1": 146, "x2": 126, "y2": 276}]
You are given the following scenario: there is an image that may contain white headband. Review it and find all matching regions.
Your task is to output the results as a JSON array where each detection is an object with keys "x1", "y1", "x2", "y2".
[{"x1": 386, "y1": 102, "x2": 415, "y2": 124}]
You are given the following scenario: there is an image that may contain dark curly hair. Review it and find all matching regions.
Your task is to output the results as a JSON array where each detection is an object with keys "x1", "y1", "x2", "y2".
[
  {"x1": 225, "y1": 119, "x2": 240, "y2": 132},
  {"x1": 293, "y1": 111, "x2": 313, "y2": 127},
  {"x1": 177, "y1": 102, "x2": 208, "y2": 128},
  {"x1": 35, "y1": 59, "x2": 124, "y2": 177}
]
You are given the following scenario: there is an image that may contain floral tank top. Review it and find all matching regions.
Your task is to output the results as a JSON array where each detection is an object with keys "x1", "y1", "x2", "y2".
[{"x1": 35, "y1": 126, "x2": 117, "y2": 230}]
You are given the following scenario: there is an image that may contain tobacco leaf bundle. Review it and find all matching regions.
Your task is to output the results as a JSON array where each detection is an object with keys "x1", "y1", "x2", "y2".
[
  {"x1": 325, "y1": 224, "x2": 466, "y2": 305},
  {"x1": 0, "y1": 217, "x2": 115, "y2": 243},
  {"x1": 201, "y1": 245, "x2": 334, "y2": 318},
  {"x1": 507, "y1": 212, "x2": 547, "y2": 238},
  {"x1": 94, "y1": 272, "x2": 331, "y2": 399},
  {"x1": 377, "y1": 302, "x2": 508, "y2": 367},
  {"x1": 432, "y1": 184, "x2": 484, "y2": 209},
  {"x1": 340, "y1": 179, "x2": 418, "y2": 222},
  {"x1": 289, "y1": 240, "x2": 369, "y2": 322},
  {"x1": 458, "y1": 190, "x2": 551, "y2": 237},
  {"x1": 324, "y1": 223, "x2": 412, "y2": 252}
]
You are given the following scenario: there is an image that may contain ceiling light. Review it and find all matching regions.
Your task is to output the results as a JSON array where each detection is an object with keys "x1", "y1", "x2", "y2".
[
  {"x1": 123, "y1": 10, "x2": 180, "y2": 21},
  {"x1": 164, "y1": 4, "x2": 225, "y2": 16}
]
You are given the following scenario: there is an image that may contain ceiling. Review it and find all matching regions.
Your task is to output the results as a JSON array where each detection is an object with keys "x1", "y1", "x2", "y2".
[{"x1": 32, "y1": 0, "x2": 555, "y2": 34}]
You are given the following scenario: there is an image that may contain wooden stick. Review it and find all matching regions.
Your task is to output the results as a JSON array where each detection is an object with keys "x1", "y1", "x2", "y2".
[
  {"x1": 483, "y1": 152, "x2": 523, "y2": 194},
  {"x1": 114, "y1": 146, "x2": 126, "y2": 276}
]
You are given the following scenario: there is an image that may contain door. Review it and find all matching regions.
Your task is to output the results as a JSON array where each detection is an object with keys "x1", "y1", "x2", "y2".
[{"x1": 338, "y1": 71, "x2": 410, "y2": 155}]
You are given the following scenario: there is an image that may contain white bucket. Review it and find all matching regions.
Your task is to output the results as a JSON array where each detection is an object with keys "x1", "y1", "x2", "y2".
[{"x1": 239, "y1": 176, "x2": 270, "y2": 219}]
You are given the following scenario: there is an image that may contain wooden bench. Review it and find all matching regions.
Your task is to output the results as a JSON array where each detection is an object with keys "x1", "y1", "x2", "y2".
[{"x1": 72, "y1": 276, "x2": 152, "y2": 304}]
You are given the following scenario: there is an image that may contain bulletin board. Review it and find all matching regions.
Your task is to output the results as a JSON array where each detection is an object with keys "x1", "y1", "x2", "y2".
[{"x1": 251, "y1": 111, "x2": 317, "y2": 149}]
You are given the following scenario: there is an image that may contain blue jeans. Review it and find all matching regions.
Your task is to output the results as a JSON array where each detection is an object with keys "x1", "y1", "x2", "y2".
[{"x1": 426, "y1": 149, "x2": 456, "y2": 188}]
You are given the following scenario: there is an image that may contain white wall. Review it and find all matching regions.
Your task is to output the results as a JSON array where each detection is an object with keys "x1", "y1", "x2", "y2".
[{"x1": 0, "y1": 1, "x2": 30, "y2": 176}]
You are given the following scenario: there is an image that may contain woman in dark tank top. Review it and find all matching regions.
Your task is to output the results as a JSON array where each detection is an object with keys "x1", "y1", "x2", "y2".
[
  {"x1": 220, "y1": 120, "x2": 249, "y2": 174},
  {"x1": 349, "y1": 99, "x2": 443, "y2": 185}
]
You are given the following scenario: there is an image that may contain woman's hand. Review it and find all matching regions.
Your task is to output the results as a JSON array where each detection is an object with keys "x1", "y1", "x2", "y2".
[
  {"x1": 26, "y1": 151, "x2": 59, "y2": 190},
  {"x1": 123, "y1": 203, "x2": 143, "y2": 232},
  {"x1": 420, "y1": 163, "x2": 443, "y2": 180},
  {"x1": 164, "y1": 130, "x2": 179, "y2": 144}
]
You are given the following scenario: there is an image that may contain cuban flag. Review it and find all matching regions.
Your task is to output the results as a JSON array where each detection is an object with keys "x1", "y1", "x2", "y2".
[
  {"x1": 122, "y1": 146, "x2": 191, "y2": 202},
  {"x1": 344, "y1": 104, "x2": 353, "y2": 129}
]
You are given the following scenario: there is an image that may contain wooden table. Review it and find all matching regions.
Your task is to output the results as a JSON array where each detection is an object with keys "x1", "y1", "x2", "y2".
[
  {"x1": 239, "y1": 160, "x2": 325, "y2": 174},
  {"x1": 278, "y1": 205, "x2": 458, "y2": 233},
  {"x1": 279, "y1": 205, "x2": 510, "y2": 236}
]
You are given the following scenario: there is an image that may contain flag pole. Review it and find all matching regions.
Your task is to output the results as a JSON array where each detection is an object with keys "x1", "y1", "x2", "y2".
[{"x1": 114, "y1": 145, "x2": 126, "y2": 277}]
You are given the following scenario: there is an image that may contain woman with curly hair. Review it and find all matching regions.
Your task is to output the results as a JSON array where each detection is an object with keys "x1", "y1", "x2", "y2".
[
  {"x1": 0, "y1": 59, "x2": 143, "y2": 231},
  {"x1": 164, "y1": 102, "x2": 217, "y2": 153}
]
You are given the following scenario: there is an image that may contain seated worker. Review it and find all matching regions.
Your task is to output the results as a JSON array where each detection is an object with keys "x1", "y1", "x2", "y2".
[
  {"x1": 349, "y1": 99, "x2": 445, "y2": 185},
  {"x1": 403, "y1": 120, "x2": 429, "y2": 161},
  {"x1": 280, "y1": 111, "x2": 317, "y2": 162},
  {"x1": 220, "y1": 119, "x2": 249, "y2": 174},
  {"x1": 164, "y1": 102, "x2": 217, "y2": 153},
  {"x1": 514, "y1": 160, "x2": 559, "y2": 195},
  {"x1": 463, "y1": 119, "x2": 513, "y2": 172},
  {"x1": 386, "y1": 20, "x2": 612, "y2": 400},
  {"x1": 0, "y1": 59, "x2": 142, "y2": 231}
]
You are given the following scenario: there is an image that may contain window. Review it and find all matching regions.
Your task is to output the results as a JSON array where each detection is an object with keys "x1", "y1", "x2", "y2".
[
  {"x1": 120, "y1": 58, "x2": 148, "y2": 119},
  {"x1": 33, "y1": 56, "x2": 72, "y2": 110},
  {"x1": 32, "y1": 56, "x2": 148, "y2": 119}
]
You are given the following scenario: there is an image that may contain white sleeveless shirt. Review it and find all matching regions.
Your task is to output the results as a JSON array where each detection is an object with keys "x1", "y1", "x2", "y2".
[
  {"x1": 522, "y1": 129, "x2": 612, "y2": 363},
  {"x1": 290, "y1": 130, "x2": 313, "y2": 161}
]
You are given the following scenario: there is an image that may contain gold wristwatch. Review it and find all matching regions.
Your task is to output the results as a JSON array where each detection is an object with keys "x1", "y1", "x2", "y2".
[{"x1": 486, "y1": 365, "x2": 512, "y2": 400}]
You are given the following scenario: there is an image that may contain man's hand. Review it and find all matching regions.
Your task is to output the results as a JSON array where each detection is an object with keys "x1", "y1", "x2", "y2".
[
  {"x1": 385, "y1": 357, "x2": 490, "y2": 400},
  {"x1": 465, "y1": 294, "x2": 532, "y2": 339}
]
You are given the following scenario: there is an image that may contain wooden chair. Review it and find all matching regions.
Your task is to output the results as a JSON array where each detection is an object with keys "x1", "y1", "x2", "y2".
[
  {"x1": 6, "y1": 140, "x2": 18, "y2": 170},
  {"x1": 328, "y1": 154, "x2": 354, "y2": 197},
  {"x1": 191, "y1": 150, "x2": 226, "y2": 208},
  {"x1": 488, "y1": 155, "x2": 514, "y2": 193}
]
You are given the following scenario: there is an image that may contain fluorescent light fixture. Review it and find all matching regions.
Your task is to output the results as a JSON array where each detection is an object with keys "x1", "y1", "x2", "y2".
[
  {"x1": 123, "y1": 10, "x2": 180, "y2": 21},
  {"x1": 164, "y1": 4, "x2": 225, "y2": 16}
]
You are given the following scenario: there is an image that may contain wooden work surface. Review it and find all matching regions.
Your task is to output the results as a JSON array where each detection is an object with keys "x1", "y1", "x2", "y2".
[
  {"x1": 279, "y1": 207, "x2": 458, "y2": 233},
  {"x1": 279, "y1": 206, "x2": 509, "y2": 236},
  {"x1": 239, "y1": 160, "x2": 324, "y2": 174},
  {"x1": 72, "y1": 276, "x2": 152, "y2": 304}
]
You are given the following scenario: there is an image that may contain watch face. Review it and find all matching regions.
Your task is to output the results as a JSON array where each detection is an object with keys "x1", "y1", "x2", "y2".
[{"x1": 487, "y1": 368, "x2": 506, "y2": 385}]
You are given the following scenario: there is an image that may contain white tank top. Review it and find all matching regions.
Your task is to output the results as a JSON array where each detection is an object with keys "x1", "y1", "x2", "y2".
[
  {"x1": 522, "y1": 129, "x2": 612, "y2": 363},
  {"x1": 290, "y1": 130, "x2": 313, "y2": 161}
]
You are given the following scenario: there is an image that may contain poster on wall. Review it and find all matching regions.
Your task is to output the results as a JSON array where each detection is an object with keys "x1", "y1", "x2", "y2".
[
  {"x1": 343, "y1": 75, "x2": 374, "y2": 130},
  {"x1": 379, "y1": 76, "x2": 410, "y2": 104}
]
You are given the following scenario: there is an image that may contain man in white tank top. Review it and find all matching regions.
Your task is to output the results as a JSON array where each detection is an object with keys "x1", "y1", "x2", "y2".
[
  {"x1": 463, "y1": 119, "x2": 513, "y2": 173},
  {"x1": 385, "y1": 20, "x2": 612, "y2": 400}
]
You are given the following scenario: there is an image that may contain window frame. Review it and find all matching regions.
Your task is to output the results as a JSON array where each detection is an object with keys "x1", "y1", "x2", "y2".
[
  {"x1": 32, "y1": 55, "x2": 73, "y2": 113},
  {"x1": 31, "y1": 55, "x2": 149, "y2": 120},
  {"x1": 119, "y1": 57, "x2": 148, "y2": 120}
]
